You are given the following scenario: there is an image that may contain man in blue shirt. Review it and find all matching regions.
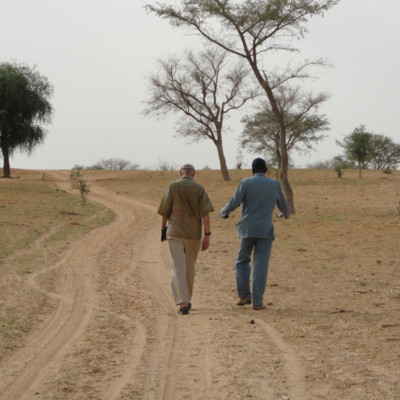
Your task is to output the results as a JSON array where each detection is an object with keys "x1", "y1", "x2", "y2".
[{"x1": 220, "y1": 158, "x2": 290, "y2": 310}]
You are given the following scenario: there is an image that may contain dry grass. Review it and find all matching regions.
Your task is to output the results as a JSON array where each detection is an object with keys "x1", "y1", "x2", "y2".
[
  {"x1": 1, "y1": 167, "x2": 399, "y2": 397},
  {"x1": 0, "y1": 170, "x2": 114, "y2": 359},
  {"x1": 93, "y1": 167, "x2": 400, "y2": 396}
]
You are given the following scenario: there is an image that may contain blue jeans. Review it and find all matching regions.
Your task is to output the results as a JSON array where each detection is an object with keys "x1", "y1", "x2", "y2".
[{"x1": 235, "y1": 238, "x2": 273, "y2": 307}]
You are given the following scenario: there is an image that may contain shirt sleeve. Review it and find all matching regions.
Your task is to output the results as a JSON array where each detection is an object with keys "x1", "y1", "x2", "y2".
[
  {"x1": 276, "y1": 182, "x2": 290, "y2": 219},
  {"x1": 220, "y1": 179, "x2": 246, "y2": 217},
  {"x1": 157, "y1": 185, "x2": 173, "y2": 218},
  {"x1": 199, "y1": 189, "x2": 214, "y2": 215}
]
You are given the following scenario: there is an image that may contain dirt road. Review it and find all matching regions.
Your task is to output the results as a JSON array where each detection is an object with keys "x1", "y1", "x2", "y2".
[{"x1": 0, "y1": 171, "x2": 311, "y2": 399}]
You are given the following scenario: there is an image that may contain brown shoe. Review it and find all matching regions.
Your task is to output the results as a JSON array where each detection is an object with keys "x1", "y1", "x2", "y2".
[
  {"x1": 236, "y1": 297, "x2": 251, "y2": 306},
  {"x1": 253, "y1": 305, "x2": 266, "y2": 310}
]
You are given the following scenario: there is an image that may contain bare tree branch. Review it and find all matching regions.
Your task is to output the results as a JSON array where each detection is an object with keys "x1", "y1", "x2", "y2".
[
  {"x1": 146, "y1": 0, "x2": 339, "y2": 209},
  {"x1": 143, "y1": 46, "x2": 258, "y2": 180}
]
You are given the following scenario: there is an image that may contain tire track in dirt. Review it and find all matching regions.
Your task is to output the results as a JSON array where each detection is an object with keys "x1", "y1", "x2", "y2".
[
  {"x1": 82, "y1": 180, "x2": 307, "y2": 400},
  {"x1": 0, "y1": 173, "x2": 145, "y2": 400},
  {"x1": 257, "y1": 318, "x2": 307, "y2": 400},
  {"x1": 43, "y1": 175, "x2": 212, "y2": 399},
  {"x1": 120, "y1": 199, "x2": 212, "y2": 399},
  {"x1": 0, "y1": 219, "x2": 98, "y2": 400},
  {"x1": 50, "y1": 175, "x2": 212, "y2": 399},
  {"x1": 0, "y1": 171, "x2": 308, "y2": 399},
  {"x1": 53, "y1": 176, "x2": 149, "y2": 400},
  {"x1": 102, "y1": 320, "x2": 146, "y2": 400},
  {"x1": 189, "y1": 300, "x2": 306, "y2": 399}
]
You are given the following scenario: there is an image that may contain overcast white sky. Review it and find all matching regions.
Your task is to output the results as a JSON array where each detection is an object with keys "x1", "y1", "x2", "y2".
[{"x1": 1, "y1": 0, "x2": 400, "y2": 171}]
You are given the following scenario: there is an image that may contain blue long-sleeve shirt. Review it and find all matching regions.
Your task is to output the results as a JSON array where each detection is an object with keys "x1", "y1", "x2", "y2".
[{"x1": 220, "y1": 173, "x2": 290, "y2": 239}]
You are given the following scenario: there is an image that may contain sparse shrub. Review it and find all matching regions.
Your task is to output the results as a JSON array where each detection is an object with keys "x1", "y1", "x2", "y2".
[
  {"x1": 236, "y1": 151, "x2": 243, "y2": 170},
  {"x1": 93, "y1": 158, "x2": 139, "y2": 170},
  {"x1": 129, "y1": 163, "x2": 141, "y2": 170},
  {"x1": 383, "y1": 168, "x2": 392, "y2": 174},
  {"x1": 331, "y1": 155, "x2": 355, "y2": 178},
  {"x1": 73, "y1": 159, "x2": 141, "y2": 170},
  {"x1": 306, "y1": 160, "x2": 332, "y2": 169},
  {"x1": 331, "y1": 155, "x2": 356, "y2": 169},
  {"x1": 72, "y1": 164, "x2": 85, "y2": 170},
  {"x1": 70, "y1": 168, "x2": 90, "y2": 205},
  {"x1": 86, "y1": 164, "x2": 103, "y2": 170},
  {"x1": 156, "y1": 159, "x2": 178, "y2": 171},
  {"x1": 335, "y1": 167, "x2": 342, "y2": 178}
]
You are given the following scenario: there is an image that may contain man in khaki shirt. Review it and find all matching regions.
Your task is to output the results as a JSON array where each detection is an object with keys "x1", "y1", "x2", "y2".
[{"x1": 158, "y1": 164, "x2": 214, "y2": 315}]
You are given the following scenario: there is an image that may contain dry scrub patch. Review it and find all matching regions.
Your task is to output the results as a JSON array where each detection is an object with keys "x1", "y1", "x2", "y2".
[
  {"x1": 0, "y1": 170, "x2": 114, "y2": 361},
  {"x1": 0, "y1": 168, "x2": 399, "y2": 399},
  {"x1": 94, "y1": 168, "x2": 400, "y2": 399}
]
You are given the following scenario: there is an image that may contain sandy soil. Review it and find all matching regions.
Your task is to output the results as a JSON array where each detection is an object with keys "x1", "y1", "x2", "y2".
[{"x1": 0, "y1": 169, "x2": 399, "y2": 399}]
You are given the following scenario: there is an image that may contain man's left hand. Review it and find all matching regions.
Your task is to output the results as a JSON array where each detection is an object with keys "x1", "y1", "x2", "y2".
[{"x1": 201, "y1": 235, "x2": 210, "y2": 251}]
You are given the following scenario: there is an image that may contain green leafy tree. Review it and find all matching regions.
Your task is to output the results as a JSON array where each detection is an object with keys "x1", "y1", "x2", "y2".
[
  {"x1": 369, "y1": 134, "x2": 400, "y2": 171},
  {"x1": 336, "y1": 125, "x2": 374, "y2": 179},
  {"x1": 146, "y1": 0, "x2": 338, "y2": 211},
  {"x1": 143, "y1": 47, "x2": 257, "y2": 181},
  {"x1": 0, "y1": 62, "x2": 53, "y2": 178},
  {"x1": 241, "y1": 88, "x2": 329, "y2": 173}
]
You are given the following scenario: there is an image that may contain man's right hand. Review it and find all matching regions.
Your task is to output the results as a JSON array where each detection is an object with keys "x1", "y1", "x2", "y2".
[
  {"x1": 161, "y1": 227, "x2": 167, "y2": 241},
  {"x1": 201, "y1": 235, "x2": 210, "y2": 251}
]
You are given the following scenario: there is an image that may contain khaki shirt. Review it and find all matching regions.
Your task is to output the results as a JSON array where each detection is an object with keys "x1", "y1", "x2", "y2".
[{"x1": 157, "y1": 176, "x2": 214, "y2": 240}]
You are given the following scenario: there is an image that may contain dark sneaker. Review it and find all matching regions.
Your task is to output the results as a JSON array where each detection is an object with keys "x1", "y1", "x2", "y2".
[
  {"x1": 178, "y1": 307, "x2": 189, "y2": 315},
  {"x1": 236, "y1": 297, "x2": 251, "y2": 306}
]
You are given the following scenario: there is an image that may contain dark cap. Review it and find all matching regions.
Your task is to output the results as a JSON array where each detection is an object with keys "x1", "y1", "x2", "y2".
[{"x1": 251, "y1": 158, "x2": 267, "y2": 170}]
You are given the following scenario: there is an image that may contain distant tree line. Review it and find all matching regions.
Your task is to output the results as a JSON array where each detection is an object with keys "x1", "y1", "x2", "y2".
[
  {"x1": 73, "y1": 158, "x2": 183, "y2": 171},
  {"x1": 307, "y1": 125, "x2": 400, "y2": 178},
  {"x1": 73, "y1": 158, "x2": 141, "y2": 171}
]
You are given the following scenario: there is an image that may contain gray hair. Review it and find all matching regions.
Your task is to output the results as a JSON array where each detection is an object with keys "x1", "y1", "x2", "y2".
[{"x1": 180, "y1": 163, "x2": 195, "y2": 172}]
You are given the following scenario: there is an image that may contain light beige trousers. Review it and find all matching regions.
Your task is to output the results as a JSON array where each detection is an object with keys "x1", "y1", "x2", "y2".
[{"x1": 167, "y1": 237, "x2": 201, "y2": 305}]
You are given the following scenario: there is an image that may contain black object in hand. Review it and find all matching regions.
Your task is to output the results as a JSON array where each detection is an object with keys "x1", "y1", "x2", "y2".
[
  {"x1": 222, "y1": 214, "x2": 229, "y2": 219},
  {"x1": 161, "y1": 227, "x2": 167, "y2": 241}
]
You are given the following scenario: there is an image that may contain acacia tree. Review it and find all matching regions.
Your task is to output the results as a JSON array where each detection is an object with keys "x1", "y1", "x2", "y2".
[
  {"x1": 91, "y1": 158, "x2": 140, "y2": 170},
  {"x1": 146, "y1": 0, "x2": 338, "y2": 212},
  {"x1": 0, "y1": 62, "x2": 53, "y2": 178},
  {"x1": 143, "y1": 47, "x2": 257, "y2": 181},
  {"x1": 241, "y1": 86, "x2": 329, "y2": 171},
  {"x1": 336, "y1": 125, "x2": 374, "y2": 179},
  {"x1": 369, "y1": 134, "x2": 400, "y2": 171}
]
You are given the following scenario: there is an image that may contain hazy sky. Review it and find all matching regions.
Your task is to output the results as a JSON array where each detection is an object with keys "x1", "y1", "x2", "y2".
[{"x1": 1, "y1": 0, "x2": 400, "y2": 171}]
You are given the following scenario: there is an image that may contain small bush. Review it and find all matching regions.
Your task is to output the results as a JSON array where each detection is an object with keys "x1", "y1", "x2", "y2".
[
  {"x1": 156, "y1": 159, "x2": 178, "y2": 171},
  {"x1": 306, "y1": 160, "x2": 332, "y2": 169},
  {"x1": 91, "y1": 158, "x2": 140, "y2": 170},
  {"x1": 70, "y1": 169, "x2": 90, "y2": 204},
  {"x1": 73, "y1": 159, "x2": 141, "y2": 170},
  {"x1": 335, "y1": 167, "x2": 343, "y2": 178}
]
